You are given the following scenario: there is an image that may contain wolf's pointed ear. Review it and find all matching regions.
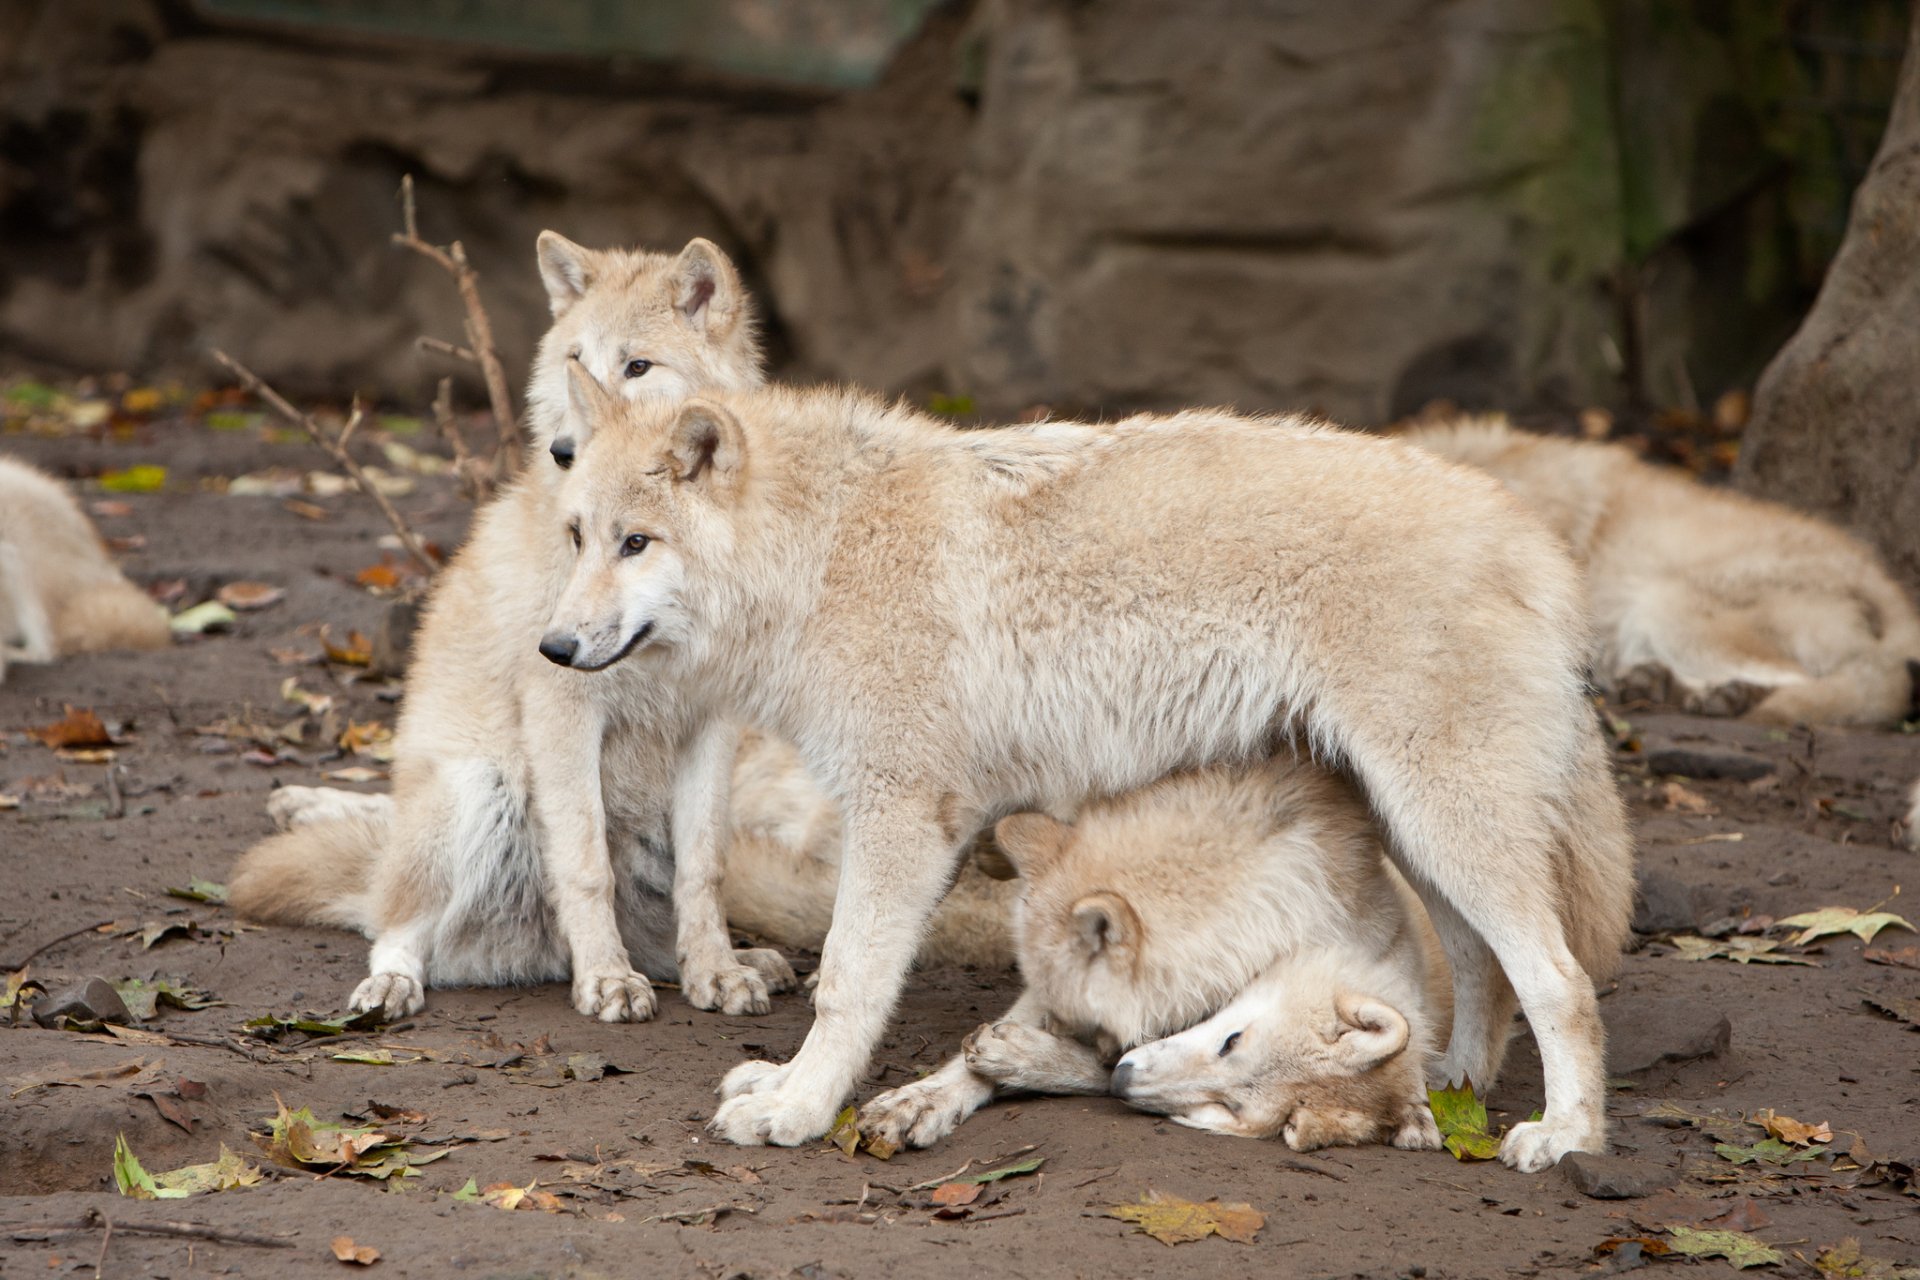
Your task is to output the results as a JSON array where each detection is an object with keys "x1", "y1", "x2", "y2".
[
  {"x1": 1332, "y1": 995, "x2": 1409, "y2": 1071},
  {"x1": 664, "y1": 400, "x2": 747, "y2": 493},
  {"x1": 538, "y1": 231, "x2": 596, "y2": 318},
  {"x1": 992, "y1": 812, "x2": 1069, "y2": 876},
  {"x1": 670, "y1": 238, "x2": 745, "y2": 338},
  {"x1": 1070, "y1": 892, "x2": 1140, "y2": 958}
]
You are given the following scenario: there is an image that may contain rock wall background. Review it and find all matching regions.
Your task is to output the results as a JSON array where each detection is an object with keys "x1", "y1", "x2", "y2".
[{"x1": 0, "y1": 0, "x2": 1904, "y2": 430}]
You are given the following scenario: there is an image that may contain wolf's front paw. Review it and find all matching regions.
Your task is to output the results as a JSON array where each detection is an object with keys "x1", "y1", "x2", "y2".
[
  {"x1": 734, "y1": 947, "x2": 798, "y2": 993},
  {"x1": 1499, "y1": 1116, "x2": 1601, "y2": 1172},
  {"x1": 572, "y1": 969, "x2": 657, "y2": 1023},
  {"x1": 858, "y1": 1078, "x2": 982, "y2": 1150},
  {"x1": 961, "y1": 1020, "x2": 1050, "y2": 1085},
  {"x1": 708, "y1": 1083, "x2": 840, "y2": 1146},
  {"x1": 684, "y1": 962, "x2": 773, "y2": 1016},
  {"x1": 718, "y1": 1058, "x2": 790, "y2": 1100},
  {"x1": 349, "y1": 972, "x2": 424, "y2": 1018},
  {"x1": 1391, "y1": 1100, "x2": 1443, "y2": 1151}
]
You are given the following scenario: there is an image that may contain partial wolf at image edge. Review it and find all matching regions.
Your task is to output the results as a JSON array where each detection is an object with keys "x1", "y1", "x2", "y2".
[{"x1": 0, "y1": 456, "x2": 170, "y2": 683}]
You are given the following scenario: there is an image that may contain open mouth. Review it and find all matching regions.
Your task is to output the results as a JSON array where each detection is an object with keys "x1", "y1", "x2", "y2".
[{"x1": 572, "y1": 622, "x2": 655, "y2": 672}]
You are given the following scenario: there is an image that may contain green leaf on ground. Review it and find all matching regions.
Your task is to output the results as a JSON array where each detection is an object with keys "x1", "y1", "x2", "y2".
[
  {"x1": 99, "y1": 465, "x2": 167, "y2": 493},
  {"x1": 255, "y1": 1095, "x2": 447, "y2": 1180},
  {"x1": 115, "y1": 1134, "x2": 261, "y2": 1199},
  {"x1": 112, "y1": 977, "x2": 221, "y2": 1020},
  {"x1": 241, "y1": 1008, "x2": 383, "y2": 1040},
  {"x1": 1429, "y1": 1080, "x2": 1501, "y2": 1160},
  {"x1": 1714, "y1": 1138, "x2": 1828, "y2": 1166},
  {"x1": 164, "y1": 879, "x2": 229, "y2": 905},
  {"x1": 1665, "y1": 1226, "x2": 1781, "y2": 1268},
  {"x1": 169, "y1": 601, "x2": 237, "y2": 634}
]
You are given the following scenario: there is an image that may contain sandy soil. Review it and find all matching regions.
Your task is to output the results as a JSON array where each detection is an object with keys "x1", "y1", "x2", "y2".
[{"x1": 3, "y1": 411, "x2": 1919, "y2": 1280}]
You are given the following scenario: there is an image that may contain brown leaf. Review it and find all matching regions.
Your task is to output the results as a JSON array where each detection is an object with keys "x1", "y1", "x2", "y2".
[
  {"x1": 217, "y1": 581, "x2": 285, "y2": 611},
  {"x1": 1860, "y1": 990, "x2": 1920, "y2": 1029},
  {"x1": 330, "y1": 1236, "x2": 381, "y2": 1266},
  {"x1": 1864, "y1": 945, "x2": 1920, "y2": 971},
  {"x1": 282, "y1": 499, "x2": 331, "y2": 522},
  {"x1": 355, "y1": 564, "x2": 401, "y2": 591},
  {"x1": 1755, "y1": 1109, "x2": 1832, "y2": 1147},
  {"x1": 135, "y1": 1089, "x2": 198, "y2": 1134},
  {"x1": 1105, "y1": 1190, "x2": 1264, "y2": 1246},
  {"x1": 26, "y1": 706, "x2": 116, "y2": 750},
  {"x1": 324, "y1": 629, "x2": 373, "y2": 667},
  {"x1": 1660, "y1": 781, "x2": 1717, "y2": 815},
  {"x1": 931, "y1": 1182, "x2": 983, "y2": 1207}
]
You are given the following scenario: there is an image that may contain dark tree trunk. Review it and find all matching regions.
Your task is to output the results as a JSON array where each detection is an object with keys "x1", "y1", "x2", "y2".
[{"x1": 1737, "y1": 9, "x2": 1920, "y2": 594}]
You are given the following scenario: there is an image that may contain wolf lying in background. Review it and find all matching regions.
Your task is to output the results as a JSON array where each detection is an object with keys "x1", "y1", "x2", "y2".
[
  {"x1": 542, "y1": 380, "x2": 1633, "y2": 1170},
  {"x1": 857, "y1": 759, "x2": 1455, "y2": 1153},
  {"x1": 0, "y1": 457, "x2": 169, "y2": 683},
  {"x1": 230, "y1": 231, "x2": 794, "y2": 1023},
  {"x1": 1405, "y1": 416, "x2": 1920, "y2": 728}
]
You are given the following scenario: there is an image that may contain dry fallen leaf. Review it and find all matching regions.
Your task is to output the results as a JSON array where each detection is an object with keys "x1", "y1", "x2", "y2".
[
  {"x1": 25, "y1": 706, "x2": 116, "y2": 750},
  {"x1": 1777, "y1": 903, "x2": 1915, "y2": 948},
  {"x1": 1105, "y1": 1190, "x2": 1264, "y2": 1246},
  {"x1": 1660, "y1": 781, "x2": 1717, "y2": 815},
  {"x1": 930, "y1": 1181, "x2": 983, "y2": 1207},
  {"x1": 330, "y1": 1236, "x2": 381, "y2": 1266},
  {"x1": 1665, "y1": 1226, "x2": 1781, "y2": 1269},
  {"x1": 217, "y1": 581, "x2": 286, "y2": 611},
  {"x1": 1668, "y1": 935, "x2": 1817, "y2": 966},
  {"x1": 1864, "y1": 945, "x2": 1920, "y2": 971},
  {"x1": 1755, "y1": 1109, "x2": 1832, "y2": 1147}
]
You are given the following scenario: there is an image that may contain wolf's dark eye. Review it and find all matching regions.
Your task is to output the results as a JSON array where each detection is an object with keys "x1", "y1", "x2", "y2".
[
  {"x1": 621, "y1": 533, "x2": 651, "y2": 557},
  {"x1": 624, "y1": 358, "x2": 653, "y2": 379},
  {"x1": 1217, "y1": 1031, "x2": 1241, "y2": 1058}
]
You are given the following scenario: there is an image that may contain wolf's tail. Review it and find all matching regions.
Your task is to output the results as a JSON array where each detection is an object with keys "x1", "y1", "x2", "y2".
[
  {"x1": 56, "y1": 581, "x2": 170, "y2": 654},
  {"x1": 229, "y1": 814, "x2": 382, "y2": 936},
  {"x1": 1749, "y1": 654, "x2": 1916, "y2": 729},
  {"x1": 1555, "y1": 728, "x2": 1637, "y2": 985}
]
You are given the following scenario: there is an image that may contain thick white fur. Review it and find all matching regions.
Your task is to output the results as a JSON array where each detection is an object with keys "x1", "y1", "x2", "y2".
[
  {"x1": 1907, "y1": 780, "x2": 1920, "y2": 852},
  {"x1": 229, "y1": 233, "x2": 796, "y2": 1023},
  {"x1": 1406, "y1": 417, "x2": 1920, "y2": 727},
  {"x1": 858, "y1": 759, "x2": 1454, "y2": 1153},
  {"x1": 546, "y1": 385, "x2": 1635, "y2": 1170},
  {"x1": 0, "y1": 456, "x2": 169, "y2": 682}
]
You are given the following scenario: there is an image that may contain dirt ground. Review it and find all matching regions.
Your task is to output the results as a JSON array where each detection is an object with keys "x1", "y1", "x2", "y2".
[{"x1": 3, "y1": 403, "x2": 1919, "y2": 1280}]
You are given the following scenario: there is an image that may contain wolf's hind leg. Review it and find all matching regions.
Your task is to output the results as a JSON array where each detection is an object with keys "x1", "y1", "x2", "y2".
[{"x1": 1421, "y1": 893, "x2": 1516, "y2": 1092}]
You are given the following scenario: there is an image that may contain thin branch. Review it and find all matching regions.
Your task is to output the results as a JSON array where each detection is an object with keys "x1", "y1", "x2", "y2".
[
  {"x1": 210, "y1": 350, "x2": 437, "y2": 577},
  {"x1": 415, "y1": 335, "x2": 477, "y2": 364},
  {"x1": 2, "y1": 918, "x2": 116, "y2": 972},
  {"x1": 5, "y1": 1208, "x2": 295, "y2": 1249},
  {"x1": 431, "y1": 376, "x2": 491, "y2": 502},
  {"x1": 391, "y1": 174, "x2": 519, "y2": 479}
]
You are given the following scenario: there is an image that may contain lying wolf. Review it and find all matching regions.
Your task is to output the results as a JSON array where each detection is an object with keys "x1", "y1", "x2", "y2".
[
  {"x1": 1405, "y1": 416, "x2": 1920, "y2": 727},
  {"x1": 858, "y1": 759, "x2": 1455, "y2": 1153},
  {"x1": 541, "y1": 379, "x2": 1634, "y2": 1170},
  {"x1": 230, "y1": 231, "x2": 793, "y2": 1023},
  {"x1": 0, "y1": 457, "x2": 169, "y2": 683}
]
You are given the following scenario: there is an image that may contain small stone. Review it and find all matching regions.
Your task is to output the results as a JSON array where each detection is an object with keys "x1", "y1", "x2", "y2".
[
  {"x1": 1644, "y1": 745, "x2": 1773, "y2": 781},
  {"x1": 32, "y1": 976, "x2": 132, "y2": 1029},
  {"x1": 1608, "y1": 1000, "x2": 1732, "y2": 1075},
  {"x1": 1562, "y1": 1152, "x2": 1679, "y2": 1199},
  {"x1": 1632, "y1": 868, "x2": 1704, "y2": 935}
]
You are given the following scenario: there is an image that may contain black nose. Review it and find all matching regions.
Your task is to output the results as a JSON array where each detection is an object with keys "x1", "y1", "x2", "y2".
[
  {"x1": 1108, "y1": 1061, "x2": 1135, "y2": 1097},
  {"x1": 549, "y1": 437, "x2": 575, "y2": 469},
  {"x1": 538, "y1": 635, "x2": 578, "y2": 667}
]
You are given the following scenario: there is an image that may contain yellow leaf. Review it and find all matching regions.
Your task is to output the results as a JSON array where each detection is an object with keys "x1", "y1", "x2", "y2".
[
  {"x1": 99, "y1": 465, "x2": 167, "y2": 493},
  {"x1": 1777, "y1": 904, "x2": 1915, "y2": 948},
  {"x1": 1105, "y1": 1190, "x2": 1264, "y2": 1246},
  {"x1": 330, "y1": 1236, "x2": 381, "y2": 1265},
  {"x1": 1755, "y1": 1108, "x2": 1832, "y2": 1147}
]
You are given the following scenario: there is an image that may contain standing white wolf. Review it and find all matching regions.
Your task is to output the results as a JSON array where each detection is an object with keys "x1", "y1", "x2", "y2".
[
  {"x1": 1406, "y1": 416, "x2": 1920, "y2": 727},
  {"x1": 0, "y1": 457, "x2": 170, "y2": 683},
  {"x1": 541, "y1": 379, "x2": 1635, "y2": 1170},
  {"x1": 230, "y1": 231, "x2": 795, "y2": 1022},
  {"x1": 859, "y1": 759, "x2": 1459, "y2": 1153}
]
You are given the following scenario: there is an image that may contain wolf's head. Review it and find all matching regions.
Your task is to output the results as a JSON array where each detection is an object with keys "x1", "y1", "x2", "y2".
[
  {"x1": 537, "y1": 377, "x2": 751, "y2": 671},
  {"x1": 526, "y1": 232, "x2": 762, "y2": 471},
  {"x1": 1105, "y1": 949, "x2": 1439, "y2": 1152}
]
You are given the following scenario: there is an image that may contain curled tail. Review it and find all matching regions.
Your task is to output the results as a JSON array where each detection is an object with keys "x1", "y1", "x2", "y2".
[
  {"x1": 229, "y1": 812, "x2": 383, "y2": 935},
  {"x1": 1749, "y1": 655, "x2": 1916, "y2": 729}
]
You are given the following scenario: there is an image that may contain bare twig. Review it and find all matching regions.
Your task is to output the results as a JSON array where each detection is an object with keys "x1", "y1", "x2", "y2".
[
  {"x1": 392, "y1": 174, "x2": 518, "y2": 479},
  {"x1": 5, "y1": 1208, "x2": 294, "y2": 1249},
  {"x1": 2, "y1": 918, "x2": 115, "y2": 972},
  {"x1": 93, "y1": 1210, "x2": 111, "y2": 1279},
  {"x1": 416, "y1": 335, "x2": 477, "y2": 364},
  {"x1": 432, "y1": 375, "x2": 491, "y2": 501},
  {"x1": 210, "y1": 350, "x2": 437, "y2": 577}
]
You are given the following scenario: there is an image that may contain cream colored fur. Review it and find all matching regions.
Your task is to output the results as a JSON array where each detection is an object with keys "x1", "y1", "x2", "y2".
[
  {"x1": 1405, "y1": 417, "x2": 1920, "y2": 727},
  {"x1": 544, "y1": 381, "x2": 1635, "y2": 1171},
  {"x1": 721, "y1": 731, "x2": 1017, "y2": 968},
  {"x1": 229, "y1": 232, "x2": 797, "y2": 1024},
  {"x1": 1906, "y1": 779, "x2": 1920, "y2": 852},
  {"x1": 858, "y1": 759, "x2": 1454, "y2": 1153},
  {"x1": 0, "y1": 456, "x2": 169, "y2": 682}
]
